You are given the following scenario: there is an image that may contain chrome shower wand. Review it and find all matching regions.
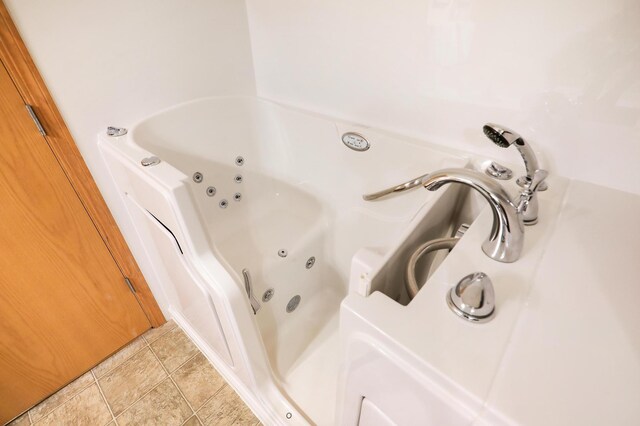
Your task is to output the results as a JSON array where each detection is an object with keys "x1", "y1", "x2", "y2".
[
  {"x1": 482, "y1": 123, "x2": 542, "y2": 184},
  {"x1": 482, "y1": 123, "x2": 548, "y2": 225}
]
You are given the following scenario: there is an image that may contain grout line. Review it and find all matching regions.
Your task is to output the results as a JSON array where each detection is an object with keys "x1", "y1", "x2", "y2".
[
  {"x1": 146, "y1": 342, "x2": 197, "y2": 421},
  {"x1": 179, "y1": 416, "x2": 195, "y2": 426},
  {"x1": 31, "y1": 333, "x2": 170, "y2": 426},
  {"x1": 147, "y1": 343, "x2": 194, "y2": 409},
  {"x1": 112, "y1": 376, "x2": 170, "y2": 423},
  {"x1": 164, "y1": 351, "x2": 200, "y2": 378},
  {"x1": 195, "y1": 385, "x2": 228, "y2": 425},
  {"x1": 147, "y1": 344, "x2": 170, "y2": 375},
  {"x1": 29, "y1": 372, "x2": 97, "y2": 424},
  {"x1": 92, "y1": 339, "x2": 154, "y2": 422},
  {"x1": 143, "y1": 320, "x2": 177, "y2": 345},
  {"x1": 174, "y1": 352, "x2": 200, "y2": 376},
  {"x1": 97, "y1": 323, "x2": 197, "y2": 425},
  {"x1": 93, "y1": 337, "x2": 150, "y2": 380},
  {"x1": 92, "y1": 370, "x2": 117, "y2": 426},
  {"x1": 109, "y1": 344, "x2": 171, "y2": 422},
  {"x1": 194, "y1": 413, "x2": 204, "y2": 425},
  {"x1": 169, "y1": 375, "x2": 196, "y2": 414}
]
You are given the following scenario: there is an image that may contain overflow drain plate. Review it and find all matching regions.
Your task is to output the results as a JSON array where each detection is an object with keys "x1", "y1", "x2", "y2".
[{"x1": 341, "y1": 132, "x2": 370, "y2": 152}]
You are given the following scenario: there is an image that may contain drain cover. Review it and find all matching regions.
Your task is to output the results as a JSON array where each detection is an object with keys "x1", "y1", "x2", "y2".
[{"x1": 286, "y1": 295, "x2": 301, "y2": 313}]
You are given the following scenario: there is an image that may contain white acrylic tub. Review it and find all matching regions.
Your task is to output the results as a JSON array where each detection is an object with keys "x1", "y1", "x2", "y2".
[{"x1": 99, "y1": 96, "x2": 470, "y2": 425}]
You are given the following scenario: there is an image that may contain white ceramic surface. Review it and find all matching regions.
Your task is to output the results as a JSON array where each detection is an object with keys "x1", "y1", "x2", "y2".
[
  {"x1": 100, "y1": 96, "x2": 640, "y2": 425},
  {"x1": 338, "y1": 173, "x2": 570, "y2": 424},
  {"x1": 479, "y1": 181, "x2": 640, "y2": 426},
  {"x1": 99, "y1": 96, "x2": 470, "y2": 425},
  {"x1": 6, "y1": 2, "x2": 638, "y2": 422},
  {"x1": 246, "y1": 0, "x2": 640, "y2": 196}
]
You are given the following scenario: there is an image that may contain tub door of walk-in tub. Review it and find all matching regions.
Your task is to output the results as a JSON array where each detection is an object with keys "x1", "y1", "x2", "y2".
[
  {"x1": 100, "y1": 133, "x2": 321, "y2": 425},
  {"x1": 98, "y1": 137, "x2": 234, "y2": 367}
]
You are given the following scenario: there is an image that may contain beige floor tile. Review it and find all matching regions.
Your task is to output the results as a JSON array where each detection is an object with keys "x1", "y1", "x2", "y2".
[
  {"x1": 6, "y1": 411, "x2": 29, "y2": 426},
  {"x1": 143, "y1": 320, "x2": 177, "y2": 344},
  {"x1": 172, "y1": 353, "x2": 226, "y2": 410},
  {"x1": 233, "y1": 405, "x2": 260, "y2": 426},
  {"x1": 37, "y1": 383, "x2": 112, "y2": 426},
  {"x1": 183, "y1": 415, "x2": 202, "y2": 426},
  {"x1": 99, "y1": 347, "x2": 167, "y2": 416},
  {"x1": 92, "y1": 336, "x2": 147, "y2": 378},
  {"x1": 150, "y1": 326, "x2": 198, "y2": 373},
  {"x1": 116, "y1": 378, "x2": 192, "y2": 426},
  {"x1": 29, "y1": 371, "x2": 95, "y2": 422},
  {"x1": 198, "y1": 385, "x2": 258, "y2": 426}
]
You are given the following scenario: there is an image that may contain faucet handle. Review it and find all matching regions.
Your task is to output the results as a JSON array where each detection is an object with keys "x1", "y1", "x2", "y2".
[
  {"x1": 528, "y1": 169, "x2": 548, "y2": 193},
  {"x1": 518, "y1": 169, "x2": 548, "y2": 191},
  {"x1": 517, "y1": 169, "x2": 548, "y2": 216},
  {"x1": 447, "y1": 272, "x2": 495, "y2": 323}
]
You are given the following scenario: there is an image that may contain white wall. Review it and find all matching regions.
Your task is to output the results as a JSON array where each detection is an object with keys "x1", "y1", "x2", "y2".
[
  {"x1": 5, "y1": 0, "x2": 639, "y2": 316},
  {"x1": 5, "y1": 0, "x2": 256, "y2": 314},
  {"x1": 246, "y1": 0, "x2": 640, "y2": 195}
]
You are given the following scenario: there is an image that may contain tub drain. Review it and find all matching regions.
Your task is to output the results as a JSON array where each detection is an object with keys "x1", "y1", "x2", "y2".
[
  {"x1": 305, "y1": 256, "x2": 316, "y2": 269},
  {"x1": 286, "y1": 295, "x2": 301, "y2": 313}
]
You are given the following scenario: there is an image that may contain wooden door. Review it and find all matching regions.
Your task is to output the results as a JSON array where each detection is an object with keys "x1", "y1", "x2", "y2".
[{"x1": 0, "y1": 59, "x2": 151, "y2": 423}]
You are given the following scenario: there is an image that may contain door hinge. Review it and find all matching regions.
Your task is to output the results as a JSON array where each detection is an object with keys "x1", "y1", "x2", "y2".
[
  {"x1": 25, "y1": 104, "x2": 47, "y2": 137},
  {"x1": 124, "y1": 277, "x2": 136, "y2": 293}
]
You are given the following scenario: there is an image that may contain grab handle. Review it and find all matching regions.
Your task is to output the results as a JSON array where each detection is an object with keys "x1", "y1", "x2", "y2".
[{"x1": 242, "y1": 268, "x2": 261, "y2": 314}]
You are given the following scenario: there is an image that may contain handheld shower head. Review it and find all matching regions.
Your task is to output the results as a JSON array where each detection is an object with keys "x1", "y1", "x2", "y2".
[
  {"x1": 482, "y1": 123, "x2": 523, "y2": 148},
  {"x1": 482, "y1": 122, "x2": 548, "y2": 225},
  {"x1": 482, "y1": 123, "x2": 539, "y2": 180}
]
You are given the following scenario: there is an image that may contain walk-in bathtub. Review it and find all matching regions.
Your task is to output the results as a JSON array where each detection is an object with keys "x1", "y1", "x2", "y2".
[{"x1": 99, "y1": 97, "x2": 474, "y2": 425}]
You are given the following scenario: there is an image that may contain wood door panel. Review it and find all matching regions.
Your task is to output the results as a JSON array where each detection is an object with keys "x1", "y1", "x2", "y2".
[
  {"x1": 0, "y1": 2, "x2": 165, "y2": 328},
  {"x1": 0, "y1": 60, "x2": 151, "y2": 423}
]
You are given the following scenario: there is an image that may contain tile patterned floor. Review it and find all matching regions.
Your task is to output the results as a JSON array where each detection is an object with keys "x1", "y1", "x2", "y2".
[{"x1": 9, "y1": 321, "x2": 259, "y2": 426}]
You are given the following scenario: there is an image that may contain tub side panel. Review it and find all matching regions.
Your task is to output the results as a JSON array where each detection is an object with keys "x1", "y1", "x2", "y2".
[
  {"x1": 133, "y1": 201, "x2": 233, "y2": 365},
  {"x1": 100, "y1": 140, "x2": 234, "y2": 366}
]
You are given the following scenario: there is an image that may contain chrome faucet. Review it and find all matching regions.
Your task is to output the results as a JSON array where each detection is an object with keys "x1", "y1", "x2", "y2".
[
  {"x1": 362, "y1": 173, "x2": 427, "y2": 201},
  {"x1": 422, "y1": 168, "x2": 524, "y2": 262},
  {"x1": 482, "y1": 123, "x2": 548, "y2": 225},
  {"x1": 363, "y1": 167, "x2": 549, "y2": 262},
  {"x1": 363, "y1": 167, "x2": 548, "y2": 262}
]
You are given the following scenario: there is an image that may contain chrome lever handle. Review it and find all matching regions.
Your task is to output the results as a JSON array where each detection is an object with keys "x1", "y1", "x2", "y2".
[
  {"x1": 517, "y1": 169, "x2": 548, "y2": 214},
  {"x1": 528, "y1": 169, "x2": 549, "y2": 193}
]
